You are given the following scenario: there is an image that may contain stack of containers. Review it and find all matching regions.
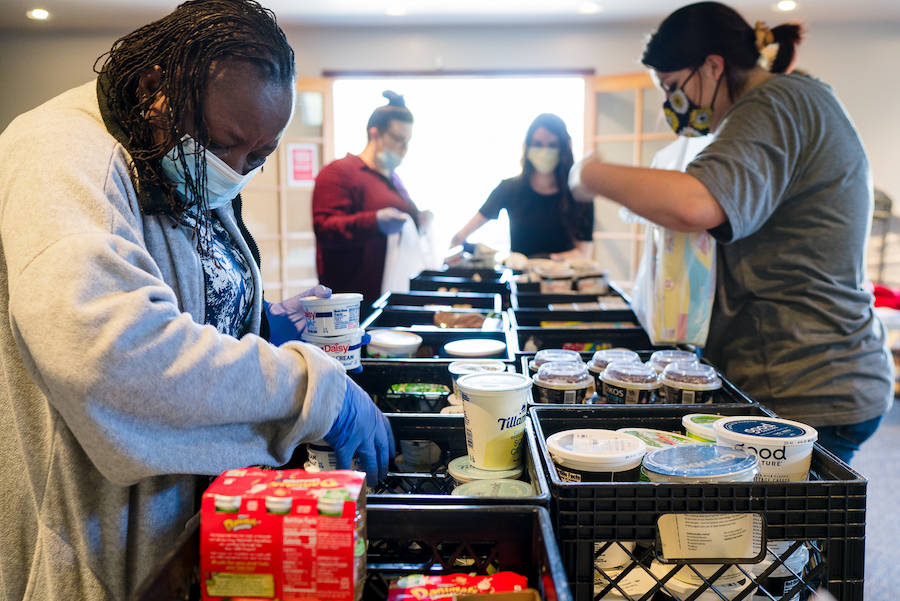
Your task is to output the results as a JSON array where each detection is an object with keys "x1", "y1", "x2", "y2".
[{"x1": 298, "y1": 292, "x2": 366, "y2": 372}]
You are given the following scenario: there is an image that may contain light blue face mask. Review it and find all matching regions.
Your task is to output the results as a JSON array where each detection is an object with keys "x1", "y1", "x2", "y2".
[
  {"x1": 160, "y1": 135, "x2": 262, "y2": 209},
  {"x1": 376, "y1": 149, "x2": 403, "y2": 173}
]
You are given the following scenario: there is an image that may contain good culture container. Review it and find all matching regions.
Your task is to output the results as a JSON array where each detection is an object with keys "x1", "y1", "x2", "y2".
[
  {"x1": 745, "y1": 542, "x2": 809, "y2": 601},
  {"x1": 366, "y1": 329, "x2": 423, "y2": 358},
  {"x1": 545, "y1": 429, "x2": 645, "y2": 482},
  {"x1": 714, "y1": 417, "x2": 818, "y2": 482},
  {"x1": 682, "y1": 413, "x2": 726, "y2": 442},
  {"x1": 660, "y1": 361, "x2": 722, "y2": 404},
  {"x1": 649, "y1": 561, "x2": 752, "y2": 600},
  {"x1": 448, "y1": 360, "x2": 507, "y2": 397},
  {"x1": 444, "y1": 338, "x2": 507, "y2": 358},
  {"x1": 302, "y1": 329, "x2": 367, "y2": 371},
  {"x1": 587, "y1": 349, "x2": 640, "y2": 392},
  {"x1": 599, "y1": 361, "x2": 660, "y2": 405},
  {"x1": 648, "y1": 349, "x2": 699, "y2": 374},
  {"x1": 529, "y1": 349, "x2": 583, "y2": 375},
  {"x1": 299, "y1": 292, "x2": 362, "y2": 335},
  {"x1": 456, "y1": 372, "x2": 531, "y2": 471},
  {"x1": 532, "y1": 361, "x2": 593, "y2": 404}
]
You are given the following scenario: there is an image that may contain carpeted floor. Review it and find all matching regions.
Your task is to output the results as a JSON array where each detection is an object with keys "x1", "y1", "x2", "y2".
[{"x1": 849, "y1": 399, "x2": 899, "y2": 600}]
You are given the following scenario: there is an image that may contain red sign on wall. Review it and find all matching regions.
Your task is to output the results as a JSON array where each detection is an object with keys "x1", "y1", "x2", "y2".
[{"x1": 286, "y1": 143, "x2": 319, "y2": 187}]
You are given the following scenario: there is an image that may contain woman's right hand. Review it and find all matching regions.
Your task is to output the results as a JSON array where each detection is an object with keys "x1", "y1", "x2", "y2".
[{"x1": 449, "y1": 231, "x2": 466, "y2": 248}]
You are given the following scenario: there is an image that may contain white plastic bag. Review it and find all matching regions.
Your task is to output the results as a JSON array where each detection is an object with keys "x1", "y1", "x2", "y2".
[{"x1": 381, "y1": 216, "x2": 433, "y2": 295}]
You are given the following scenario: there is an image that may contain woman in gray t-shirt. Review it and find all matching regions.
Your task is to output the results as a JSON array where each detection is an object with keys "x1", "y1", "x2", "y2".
[{"x1": 571, "y1": 1, "x2": 893, "y2": 463}]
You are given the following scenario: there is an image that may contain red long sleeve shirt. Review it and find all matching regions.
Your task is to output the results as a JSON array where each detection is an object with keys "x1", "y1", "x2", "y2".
[{"x1": 312, "y1": 154, "x2": 419, "y2": 302}]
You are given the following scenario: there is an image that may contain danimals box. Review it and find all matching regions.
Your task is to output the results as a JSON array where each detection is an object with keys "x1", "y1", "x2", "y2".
[{"x1": 201, "y1": 468, "x2": 366, "y2": 601}]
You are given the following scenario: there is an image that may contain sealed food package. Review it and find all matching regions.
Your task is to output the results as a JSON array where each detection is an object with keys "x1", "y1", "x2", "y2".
[
  {"x1": 647, "y1": 349, "x2": 699, "y2": 373},
  {"x1": 587, "y1": 349, "x2": 640, "y2": 392},
  {"x1": 598, "y1": 361, "x2": 660, "y2": 405},
  {"x1": 532, "y1": 361, "x2": 593, "y2": 404},
  {"x1": 387, "y1": 572, "x2": 528, "y2": 601},
  {"x1": 660, "y1": 361, "x2": 722, "y2": 403},
  {"x1": 201, "y1": 468, "x2": 366, "y2": 601},
  {"x1": 528, "y1": 348, "x2": 583, "y2": 375}
]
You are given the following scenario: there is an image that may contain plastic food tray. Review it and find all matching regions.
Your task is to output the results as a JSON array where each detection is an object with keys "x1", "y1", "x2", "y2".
[
  {"x1": 409, "y1": 276, "x2": 512, "y2": 308},
  {"x1": 362, "y1": 328, "x2": 517, "y2": 362},
  {"x1": 531, "y1": 404, "x2": 867, "y2": 601}
]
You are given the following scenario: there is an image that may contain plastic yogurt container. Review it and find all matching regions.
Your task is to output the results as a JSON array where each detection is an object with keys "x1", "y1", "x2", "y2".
[
  {"x1": 682, "y1": 414, "x2": 727, "y2": 442},
  {"x1": 532, "y1": 361, "x2": 593, "y2": 404},
  {"x1": 649, "y1": 561, "x2": 752, "y2": 600},
  {"x1": 447, "y1": 455, "x2": 524, "y2": 485},
  {"x1": 264, "y1": 495, "x2": 293, "y2": 514},
  {"x1": 744, "y1": 542, "x2": 809, "y2": 601},
  {"x1": 214, "y1": 494, "x2": 242, "y2": 513},
  {"x1": 642, "y1": 444, "x2": 758, "y2": 483},
  {"x1": 299, "y1": 292, "x2": 362, "y2": 336},
  {"x1": 546, "y1": 429, "x2": 646, "y2": 482},
  {"x1": 456, "y1": 372, "x2": 531, "y2": 470},
  {"x1": 593, "y1": 561, "x2": 655, "y2": 600},
  {"x1": 529, "y1": 349, "x2": 583, "y2": 375},
  {"x1": 448, "y1": 360, "x2": 507, "y2": 396},
  {"x1": 660, "y1": 361, "x2": 722, "y2": 404},
  {"x1": 648, "y1": 349, "x2": 699, "y2": 374},
  {"x1": 615, "y1": 428, "x2": 698, "y2": 450},
  {"x1": 592, "y1": 540, "x2": 637, "y2": 571},
  {"x1": 714, "y1": 417, "x2": 818, "y2": 482},
  {"x1": 366, "y1": 329, "x2": 423, "y2": 358},
  {"x1": 587, "y1": 349, "x2": 640, "y2": 392},
  {"x1": 302, "y1": 329, "x2": 367, "y2": 371},
  {"x1": 599, "y1": 361, "x2": 660, "y2": 405},
  {"x1": 444, "y1": 338, "x2": 507, "y2": 358},
  {"x1": 306, "y1": 442, "x2": 362, "y2": 472},
  {"x1": 451, "y1": 478, "x2": 534, "y2": 497}
]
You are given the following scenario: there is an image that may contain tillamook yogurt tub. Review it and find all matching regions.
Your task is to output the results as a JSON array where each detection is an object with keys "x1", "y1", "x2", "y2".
[
  {"x1": 456, "y1": 372, "x2": 531, "y2": 470},
  {"x1": 299, "y1": 292, "x2": 362, "y2": 335},
  {"x1": 714, "y1": 416, "x2": 818, "y2": 482}
]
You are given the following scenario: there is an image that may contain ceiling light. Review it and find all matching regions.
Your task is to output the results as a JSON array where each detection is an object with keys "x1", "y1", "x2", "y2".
[
  {"x1": 26, "y1": 8, "x2": 50, "y2": 20},
  {"x1": 775, "y1": 0, "x2": 797, "y2": 11},
  {"x1": 385, "y1": 7, "x2": 408, "y2": 16},
  {"x1": 578, "y1": 2, "x2": 603, "y2": 14}
]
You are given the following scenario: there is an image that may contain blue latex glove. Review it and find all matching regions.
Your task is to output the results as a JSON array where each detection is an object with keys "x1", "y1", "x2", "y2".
[
  {"x1": 375, "y1": 207, "x2": 408, "y2": 235},
  {"x1": 264, "y1": 284, "x2": 332, "y2": 346},
  {"x1": 323, "y1": 379, "x2": 395, "y2": 486}
]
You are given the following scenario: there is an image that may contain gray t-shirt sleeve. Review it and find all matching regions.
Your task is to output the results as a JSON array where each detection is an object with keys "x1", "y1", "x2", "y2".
[{"x1": 686, "y1": 93, "x2": 801, "y2": 243}]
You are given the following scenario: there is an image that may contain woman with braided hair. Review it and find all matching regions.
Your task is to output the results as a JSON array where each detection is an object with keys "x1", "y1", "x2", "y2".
[
  {"x1": 0, "y1": 1, "x2": 392, "y2": 598},
  {"x1": 570, "y1": 1, "x2": 893, "y2": 463}
]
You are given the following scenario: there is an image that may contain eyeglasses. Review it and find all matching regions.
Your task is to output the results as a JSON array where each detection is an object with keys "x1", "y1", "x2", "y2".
[{"x1": 383, "y1": 130, "x2": 410, "y2": 148}]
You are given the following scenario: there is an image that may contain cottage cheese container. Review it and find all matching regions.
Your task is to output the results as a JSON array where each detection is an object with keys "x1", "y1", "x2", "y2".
[
  {"x1": 682, "y1": 414, "x2": 726, "y2": 442},
  {"x1": 714, "y1": 417, "x2": 818, "y2": 482},
  {"x1": 587, "y1": 349, "x2": 640, "y2": 394},
  {"x1": 448, "y1": 360, "x2": 507, "y2": 396},
  {"x1": 660, "y1": 361, "x2": 722, "y2": 404},
  {"x1": 599, "y1": 361, "x2": 660, "y2": 405},
  {"x1": 532, "y1": 361, "x2": 593, "y2": 404},
  {"x1": 444, "y1": 338, "x2": 507, "y2": 358},
  {"x1": 546, "y1": 429, "x2": 646, "y2": 482},
  {"x1": 366, "y1": 329, "x2": 423, "y2": 358},
  {"x1": 648, "y1": 349, "x2": 699, "y2": 374},
  {"x1": 529, "y1": 348, "x2": 583, "y2": 375}
]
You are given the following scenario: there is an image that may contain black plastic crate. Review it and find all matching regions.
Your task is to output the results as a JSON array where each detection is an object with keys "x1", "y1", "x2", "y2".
[
  {"x1": 510, "y1": 308, "x2": 638, "y2": 327},
  {"x1": 515, "y1": 326, "x2": 653, "y2": 355},
  {"x1": 371, "y1": 290, "x2": 503, "y2": 312},
  {"x1": 409, "y1": 276, "x2": 512, "y2": 308},
  {"x1": 364, "y1": 414, "x2": 550, "y2": 506},
  {"x1": 363, "y1": 327, "x2": 517, "y2": 361},
  {"x1": 129, "y1": 505, "x2": 572, "y2": 601},
  {"x1": 417, "y1": 267, "x2": 508, "y2": 280},
  {"x1": 361, "y1": 306, "x2": 507, "y2": 332},
  {"x1": 517, "y1": 350, "x2": 756, "y2": 406},
  {"x1": 531, "y1": 404, "x2": 866, "y2": 601}
]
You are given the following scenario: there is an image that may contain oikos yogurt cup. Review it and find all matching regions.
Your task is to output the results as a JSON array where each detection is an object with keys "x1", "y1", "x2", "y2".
[
  {"x1": 599, "y1": 361, "x2": 660, "y2": 405},
  {"x1": 546, "y1": 429, "x2": 645, "y2": 482},
  {"x1": 714, "y1": 417, "x2": 818, "y2": 482},
  {"x1": 648, "y1": 349, "x2": 699, "y2": 374},
  {"x1": 456, "y1": 372, "x2": 531, "y2": 470},
  {"x1": 299, "y1": 292, "x2": 362, "y2": 336},
  {"x1": 302, "y1": 329, "x2": 366, "y2": 371},
  {"x1": 366, "y1": 329, "x2": 423, "y2": 358},
  {"x1": 528, "y1": 349, "x2": 583, "y2": 375},
  {"x1": 448, "y1": 360, "x2": 507, "y2": 397},
  {"x1": 649, "y1": 561, "x2": 753, "y2": 600},
  {"x1": 682, "y1": 414, "x2": 727, "y2": 442},
  {"x1": 447, "y1": 455, "x2": 523, "y2": 485},
  {"x1": 660, "y1": 362, "x2": 722, "y2": 404},
  {"x1": 532, "y1": 361, "x2": 593, "y2": 404},
  {"x1": 743, "y1": 542, "x2": 809, "y2": 601},
  {"x1": 587, "y1": 349, "x2": 640, "y2": 393}
]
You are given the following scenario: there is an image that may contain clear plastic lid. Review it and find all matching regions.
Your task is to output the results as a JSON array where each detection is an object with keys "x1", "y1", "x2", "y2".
[
  {"x1": 529, "y1": 349, "x2": 582, "y2": 371},
  {"x1": 661, "y1": 361, "x2": 722, "y2": 391},
  {"x1": 444, "y1": 338, "x2": 507, "y2": 357},
  {"x1": 588, "y1": 349, "x2": 640, "y2": 372},
  {"x1": 600, "y1": 361, "x2": 660, "y2": 390},
  {"x1": 534, "y1": 361, "x2": 593, "y2": 390},
  {"x1": 648, "y1": 349, "x2": 699, "y2": 373}
]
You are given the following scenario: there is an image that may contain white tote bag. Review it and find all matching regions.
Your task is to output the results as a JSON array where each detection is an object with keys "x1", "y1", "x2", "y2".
[{"x1": 381, "y1": 216, "x2": 428, "y2": 295}]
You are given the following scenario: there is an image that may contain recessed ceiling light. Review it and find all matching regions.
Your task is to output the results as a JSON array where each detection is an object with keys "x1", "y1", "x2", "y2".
[
  {"x1": 385, "y1": 7, "x2": 408, "y2": 16},
  {"x1": 26, "y1": 8, "x2": 50, "y2": 20},
  {"x1": 578, "y1": 2, "x2": 603, "y2": 14},
  {"x1": 776, "y1": 0, "x2": 798, "y2": 12}
]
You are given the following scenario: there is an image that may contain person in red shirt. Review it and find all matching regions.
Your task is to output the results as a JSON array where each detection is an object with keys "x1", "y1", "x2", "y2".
[{"x1": 313, "y1": 91, "x2": 431, "y2": 302}]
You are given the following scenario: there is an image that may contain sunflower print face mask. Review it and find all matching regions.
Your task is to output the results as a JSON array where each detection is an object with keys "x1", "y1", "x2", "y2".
[{"x1": 662, "y1": 67, "x2": 722, "y2": 137}]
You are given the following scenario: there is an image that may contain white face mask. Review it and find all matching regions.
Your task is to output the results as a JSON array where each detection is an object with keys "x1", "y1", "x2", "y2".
[
  {"x1": 526, "y1": 147, "x2": 559, "y2": 174},
  {"x1": 376, "y1": 149, "x2": 403, "y2": 173},
  {"x1": 160, "y1": 134, "x2": 262, "y2": 209}
]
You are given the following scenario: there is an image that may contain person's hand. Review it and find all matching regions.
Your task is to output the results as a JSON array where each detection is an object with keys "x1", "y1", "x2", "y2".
[
  {"x1": 264, "y1": 284, "x2": 331, "y2": 346},
  {"x1": 323, "y1": 379, "x2": 395, "y2": 486},
  {"x1": 376, "y1": 207, "x2": 408, "y2": 235},
  {"x1": 569, "y1": 155, "x2": 599, "y2": 203},
  {"x1": 449, "y1": 231, "x2": 467, "y2": 248}
]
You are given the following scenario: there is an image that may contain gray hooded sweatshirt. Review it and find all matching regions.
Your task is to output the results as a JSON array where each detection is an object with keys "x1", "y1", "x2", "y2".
[{"x1": 0, "y1": 80, "x2": 346, "y2": 600}]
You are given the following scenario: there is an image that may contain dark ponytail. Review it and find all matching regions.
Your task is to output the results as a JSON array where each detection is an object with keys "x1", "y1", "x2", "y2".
[
  {"x1": 768, "y1": 23, "x2": 803, "y2": 74},
  {"x1": 366, "y1": 90, "x2": 414, "y2": 139}
]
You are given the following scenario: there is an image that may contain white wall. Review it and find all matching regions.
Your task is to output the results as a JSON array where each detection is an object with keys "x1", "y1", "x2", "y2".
[{"x1": 2, "y1": 20, "x2": 899, "y2": 239}]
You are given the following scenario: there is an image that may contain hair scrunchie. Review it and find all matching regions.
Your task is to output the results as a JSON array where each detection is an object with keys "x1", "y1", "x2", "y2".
[{"x1": 754, "y1": 21, "x2": 775, "y2": 50}]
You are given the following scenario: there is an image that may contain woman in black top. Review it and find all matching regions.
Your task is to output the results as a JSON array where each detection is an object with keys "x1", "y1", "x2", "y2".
[{"x1": 450, "y1": 113, "x2": 594, "y2": 259}]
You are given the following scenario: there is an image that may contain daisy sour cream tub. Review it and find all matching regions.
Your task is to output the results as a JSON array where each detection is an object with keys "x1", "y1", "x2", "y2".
[{"x1": 299, "y1": 292, "x2": 362, "y2": 335}]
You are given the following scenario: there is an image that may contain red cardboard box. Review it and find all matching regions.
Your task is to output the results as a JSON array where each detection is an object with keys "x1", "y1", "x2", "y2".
[{"x1": 201, "y1": 468, "x2": 366, "y2": 601}]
